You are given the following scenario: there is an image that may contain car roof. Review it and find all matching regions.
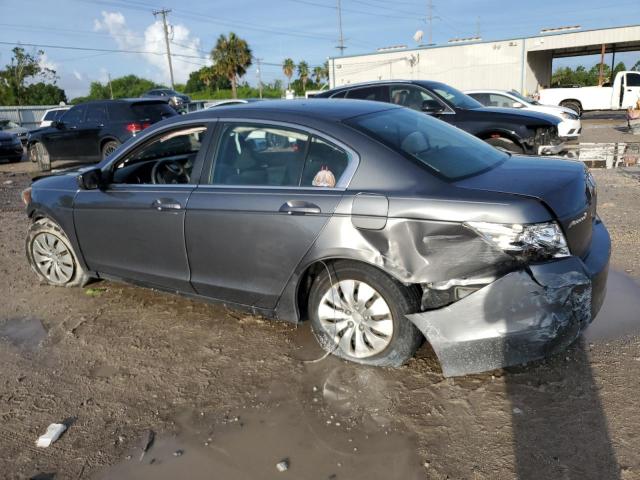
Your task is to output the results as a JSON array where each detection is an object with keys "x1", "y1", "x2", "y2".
[
  {"x1": 327, "y1": 79, "x2": 450, "y2": 92},
  {"x1": 182, "y1": 98, "x2": 399, "y2": 122},
  {"x1": 76, "y1": 98, "x2": 170, "y2": 106},
  {"x1": 465, "y1": 89, "x2": 517, "y2": 95}
]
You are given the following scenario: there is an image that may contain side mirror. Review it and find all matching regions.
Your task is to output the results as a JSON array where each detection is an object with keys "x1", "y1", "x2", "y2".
[
  {"x1": 77, "y1": 168, "x2": 103, "y2": 190},
  {"x1": 512, "y1": 102, "x2": 524, "y2": 108},
  {"x1": 421, "y1": 100, "x2": 444, "y2": 114}
]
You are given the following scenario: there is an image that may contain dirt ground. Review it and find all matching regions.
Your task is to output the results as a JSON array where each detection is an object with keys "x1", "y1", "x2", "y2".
[{"x1": 1, "y1": 134, "x2": 640, "y2": 478}]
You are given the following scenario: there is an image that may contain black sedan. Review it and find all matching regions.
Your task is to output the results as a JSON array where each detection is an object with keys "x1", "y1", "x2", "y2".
[
  {"x1": 22, "y1": 99, "x2": 609, "y2": 376},
  {"x1": 0, "y1": 131, "x2": 23, "y2": 163},
  {"x1": 314, "y1": 80, "x2": 565, "y2": 155}
]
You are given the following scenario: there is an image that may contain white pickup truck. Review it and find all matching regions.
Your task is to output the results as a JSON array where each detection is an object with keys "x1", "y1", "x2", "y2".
[{"x1": 538, "y1": 71, "x2": 640, "y2": 115}]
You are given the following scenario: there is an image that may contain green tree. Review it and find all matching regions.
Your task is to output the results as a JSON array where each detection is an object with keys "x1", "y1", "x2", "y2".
[
  {"x1": 282, "y1": 58, "x2": 295, "y2": 90},
  {"x1": 187, "y1": 65, "x2": 230, "y2": 93},
  {"x1": 23, "y1": 82, "x2": 66, "y2": 105},
  {"x1": 298, "y1": 61, "x2": 309, "y2": 93},
  {"x1": 211, "y1": 32, "x2": 252, "y2": 99},
  {"x1": 0, "y1": 47, "x2": 60, "y2": 105},
  {"x1": 634, "y1": 60, "x2": 640, "y2": 71},
  {"x1": 312, "y1": 65, "x2": 324, "y2": 84},
  {"x1": 82, "y1": 75, "x2": 159, "y2": 101}
]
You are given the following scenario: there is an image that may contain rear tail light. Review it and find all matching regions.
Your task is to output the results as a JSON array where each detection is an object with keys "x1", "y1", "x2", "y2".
[{"x1": 126, "y1": 122, "x2": 152, "y2": 134}]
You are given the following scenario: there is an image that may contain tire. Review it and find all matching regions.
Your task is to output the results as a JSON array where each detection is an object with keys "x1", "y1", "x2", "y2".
[
  {"x1": 101, "y1": 140, "x2": 120, "y2": 160},
  {"x1": 308, "y1": 260, "x2": 423, "y2": 367},
  {"x1": 26, "y1": 218, "x2": 91, "y2": 288},
  {"x1": 560, "y1": 100, "x2": 582, "y2": 117},
  {"x1": 30, "y1": 142, "x2": 51, "y2": 171},
  {"x1": 484, "y1": 136, "x2": 524, "y2": 154}
]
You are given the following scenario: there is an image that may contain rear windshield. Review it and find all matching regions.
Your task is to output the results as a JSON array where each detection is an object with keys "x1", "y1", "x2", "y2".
[
  {"x1": 346, "y1": 107, "x2": 507, "y2": 181},
  {"x1": 107, "y1": 102, "x2": 177, "y2": 122}
]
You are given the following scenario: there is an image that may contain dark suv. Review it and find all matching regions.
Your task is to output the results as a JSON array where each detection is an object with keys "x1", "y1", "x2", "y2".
[
  {"x1": 28, "y1": 99, "x2": 177, "y2": 171},
  {"x1": 315, "y1": 80, "x2": 564, "y2": 155}
]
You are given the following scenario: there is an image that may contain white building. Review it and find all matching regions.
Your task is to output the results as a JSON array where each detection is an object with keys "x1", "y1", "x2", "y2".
[{"x1": 328, "y1": 25, "x2": 640, "y2": 96}]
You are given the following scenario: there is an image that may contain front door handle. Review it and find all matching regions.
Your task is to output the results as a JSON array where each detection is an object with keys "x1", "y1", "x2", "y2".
[
  {"x1": 279, "y1": 200, "x2": 321, "y2": 215},
  {"x1": 152, "y1": 199, "x2": 182, "y2": 211}
]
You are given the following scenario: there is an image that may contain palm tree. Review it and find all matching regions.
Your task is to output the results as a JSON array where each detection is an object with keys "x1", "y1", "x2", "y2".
[
  {"x1": 298, "y1": 61, "x2": 309, "y2": 93},
  {"x1": 199, "y1": 66, "x2": 215, "y2": 88},
  {"x1": 211, "y1": 32, "x2": 252, "y2": 99},
  {"x1": 312, "y1": 66, "x2": 324, "y2": 85},
  {"x1": 282, "y1": 58, "x2": 295, "y2": 90}
]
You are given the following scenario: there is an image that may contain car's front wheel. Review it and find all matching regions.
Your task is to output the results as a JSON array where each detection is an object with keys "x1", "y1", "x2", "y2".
[
  {"x1": 30, "y1": 142, "x2": 51, "y2": 171},
  {"x1": 26, "y1": 218, "x2": 90, "y2": 287},
  {"x1": 308, "y1": 261, "x2": 423, "y2": 367}
]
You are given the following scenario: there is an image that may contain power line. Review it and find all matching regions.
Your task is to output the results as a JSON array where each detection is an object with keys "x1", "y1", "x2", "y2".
[{"x1": 0, "y1": 41, "x2": 204, "y2": 59}]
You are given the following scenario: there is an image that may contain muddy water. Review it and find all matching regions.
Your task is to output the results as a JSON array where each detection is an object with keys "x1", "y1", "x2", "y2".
[
  {"x1": 98, "y1": 324, "x2": 424, "y2": 479},
  {"x1": 0, "y1": 317, "x2": 47, "y2": 351},
  {"x1": 564, "y1": 142, "x2": 640, "y2": 168},
  {"x1": 584, "y1": 270, "x2": 640, "y2": 341}
]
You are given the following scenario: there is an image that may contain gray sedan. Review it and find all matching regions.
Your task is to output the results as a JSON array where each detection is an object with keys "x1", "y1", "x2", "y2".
[{"x1": 21, "y1": 99, "x2": 610, "y2": 376}]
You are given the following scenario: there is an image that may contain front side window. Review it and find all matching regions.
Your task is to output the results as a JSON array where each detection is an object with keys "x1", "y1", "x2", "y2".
[
  {"x1": 209, "y1": 123, "x2": 351, "y2": 188},
  {"x1": 390, "y1": 85, "x2": 441, "y2": 111},
  {"x1": 346, "y1": 107, "x2": 507, "y2": 181},
  {"x1": 488, "y1": 94, "x2": 518, "y2": 108},
  {"x1": 61, "y1": 105, "x2": 86, "y2": 125},
  {"x1": 85, "y1": 104, "x2": 108, "y2": 124},
  {"x1": 111, "y1": 125, "x2": 207, "y2": 185}
]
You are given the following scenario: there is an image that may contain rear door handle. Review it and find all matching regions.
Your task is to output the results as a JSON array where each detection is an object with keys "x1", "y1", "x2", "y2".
[
  {"x1": 279, "y1": 200, "x2": 321, "y2": 215},
  {"x1": 152, "y1": 199, "x2": 182, "y2": 211}
]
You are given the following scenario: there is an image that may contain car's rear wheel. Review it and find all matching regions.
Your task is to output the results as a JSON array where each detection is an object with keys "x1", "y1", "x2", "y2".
[
  {"x1": 30, "y1": 142, "x2": 51, "y2": 171},
  {"x1": 101, "y1": 140, "x2": 120, "y2": 160},
  {"x1": 308, "y1": 261, "x2": 423, "y2": 367},
  {"x1": 560, "y1": 100, "x2": 582, "y2": 117},
  {"x1": 26, "y1": 218, "x2": 90, "y2": 287},
  {"x1": 484, "y1": 136, "x2": 524, "y2": 154}
]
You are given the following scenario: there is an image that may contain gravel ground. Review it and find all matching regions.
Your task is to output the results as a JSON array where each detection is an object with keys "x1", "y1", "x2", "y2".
[{"x1": 0, "y1": 151, "x2": 639, "y2": 479}]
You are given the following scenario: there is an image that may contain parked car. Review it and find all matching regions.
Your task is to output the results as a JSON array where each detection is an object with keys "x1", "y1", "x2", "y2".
[
  {"x1": 22, "y1": 99, "x2": 609, "y2": 376},
  {"x1": 0, "y1": 131, "x2": 23, "y2": 163},
  {"x1": 466, "y1": 89, "x2": 581, "y2": 138},
  {"x1": 28, "y1": 99, "x2": 177, "y2": 171},
  {"x1": 314, "y1": 80, "x2": 565, "y2": 155},
  {"x1": 0, "y1": 119, "x2": 29, "y2": 145},
  {"x1": 538, "y1": 71, "x2": 640, "y2": 115},
  {"x1": 142, "y1": 88, "x2": 191, "y2": 111},
  {"x1": 40, "y1": 107, "x2": 71, "y2": 128}
]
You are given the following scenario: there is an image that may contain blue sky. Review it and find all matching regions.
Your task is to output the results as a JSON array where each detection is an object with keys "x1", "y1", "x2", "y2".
[{"x1": 1, "y1": 0, "x2": 639, "y2": 99}]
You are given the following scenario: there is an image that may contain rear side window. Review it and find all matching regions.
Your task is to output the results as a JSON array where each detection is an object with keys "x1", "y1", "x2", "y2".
[
  {"x1": 347, "y1": 86, "x2": 390, "y2": 102},
  {"x1": 346, "y1": 107, "x2": 507, "y2": 181},
  {"x1": 330, "y1": 90, "x2": 347, "y2": 99},
  {"x1": 209, "y1": 123, "x2": 351, "y2": 188},
  {"x1": 43, "y1": 111, "x2": 57, "y2": 121},
  {"x1": 107, "y1": 102, "x2": 176, "y2": 122}
]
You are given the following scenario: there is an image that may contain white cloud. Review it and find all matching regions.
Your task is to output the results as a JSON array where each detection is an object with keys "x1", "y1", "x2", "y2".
[
  {"x1": 38, "y1": 53, "x2": 58, "y2": 73},
  {"x1": 93, "y1": 10, "x2": 208, "y2": 85}
]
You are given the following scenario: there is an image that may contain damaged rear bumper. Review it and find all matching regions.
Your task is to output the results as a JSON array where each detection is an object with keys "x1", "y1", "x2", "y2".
[{"x1": 407, "y1": 220, "x2": 610, "y2": 377}]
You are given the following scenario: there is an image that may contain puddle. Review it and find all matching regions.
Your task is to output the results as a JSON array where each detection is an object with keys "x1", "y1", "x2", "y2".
[
  {"x1": 0, "y1": 317, "x2": 47, "y2": 351},
  {"x1": 584, "y1": 270, "x2": 640, "y2": 341},
  {"x1": 563, "y1": 142, "x2": 640, "y2": 168},
  {"x1": 98, "y1": 401, "x2": 423, "y2": 479}
]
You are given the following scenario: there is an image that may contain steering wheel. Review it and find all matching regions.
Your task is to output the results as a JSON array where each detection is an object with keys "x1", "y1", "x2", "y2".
[{"x1": 151, "y1": 159, "x2": 190, "y2": 184}]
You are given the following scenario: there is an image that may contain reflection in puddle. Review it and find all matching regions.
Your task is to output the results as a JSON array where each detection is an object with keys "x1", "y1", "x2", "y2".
[
  {"x1": 564, "y1": 142, "x2": 640, "y2": 168},
  {"x1": 99, "y1": 401, "x2": 423, "y2": 479},
  {"x1": 0, "y1": 317, "x2": 47, "y2": 351},
  {"x1": 584, "y1": 271, "x2": 640, "y2": 341}
]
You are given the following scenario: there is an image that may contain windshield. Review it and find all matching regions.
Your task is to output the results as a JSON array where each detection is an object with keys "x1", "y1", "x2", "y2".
[
  {"x1": 429, "y1": 83, "x2": 484, "y2": 110},
  {"x1": 346, "y1": 107, "x2": 507, "y2": 181},
  {"x1": 507, "y1": 90, "x2": 538, "y2": 105}
]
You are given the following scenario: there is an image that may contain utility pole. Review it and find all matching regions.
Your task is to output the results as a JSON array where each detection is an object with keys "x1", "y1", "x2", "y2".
[
  {"x1": 107, "y1": 73, "x2": 114, "y2": 99},
  {"x1": 336, "y1": 0, "x2": 346, "y2": 55},
  {"x1": 598, "y1": 43, "x2": 606, "y2": 86},
  {"x1": 153, "y1": 8, "x2": 175, "y2": 89},
  {"x1": 427, "y1": 0, "x2": 434, "y2": 45},
  {"x1": 256, "y1": 58, "x2": 263, "y2": 99}
]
